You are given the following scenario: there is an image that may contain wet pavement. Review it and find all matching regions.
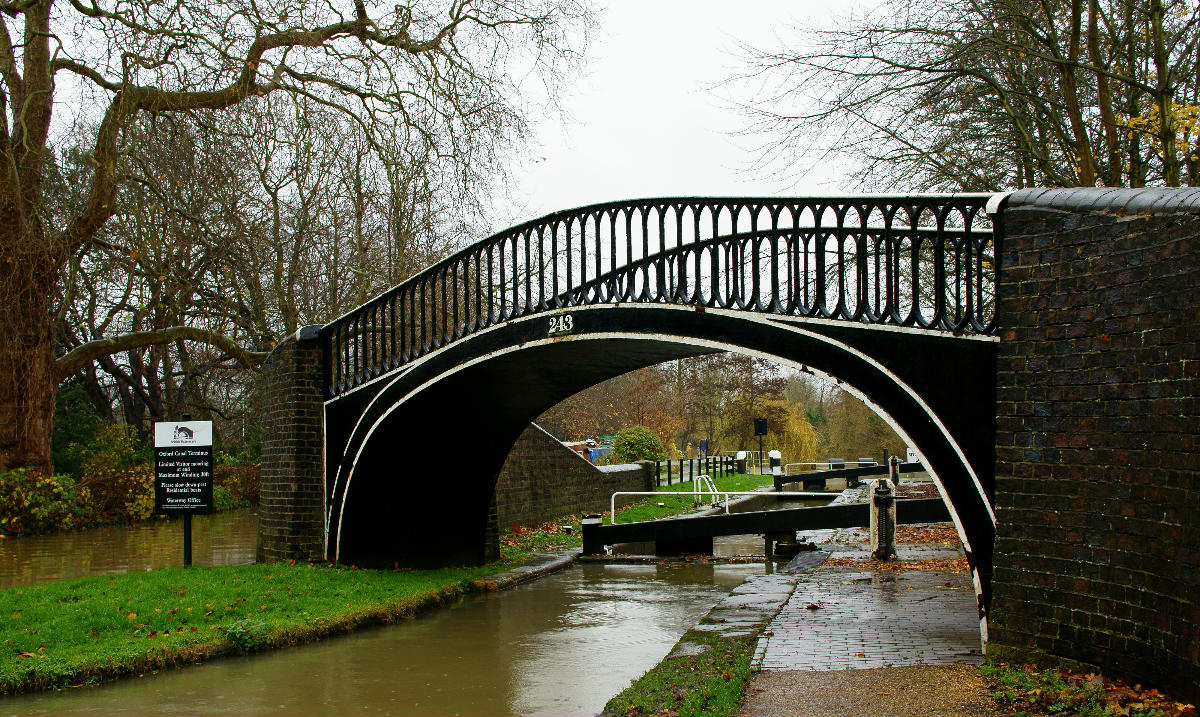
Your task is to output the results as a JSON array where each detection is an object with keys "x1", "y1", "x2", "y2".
[
  {"x1": 752, "y1": 542, "x2": 982, "y2": 671},
  {"x1": 730, "y1": 524, "x2": 993, "y2": 717}
]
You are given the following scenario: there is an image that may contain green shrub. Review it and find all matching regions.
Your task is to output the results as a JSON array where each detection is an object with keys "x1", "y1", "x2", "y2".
[
  {"x1": 613, "y1": 425, "x2": 666, "y2": 462},
  {"x1": 78, "y1": 466, "x2": 155, "y2": 524},
  {"x1": 50, "y1": 383, "x2": 111, "y2": 478},
  {"x1": 224, "y1": 618, "x2": 269, "y2": 653},
  {"x1": 67, "y1": 422, "x2": 150, "y2": 476},
  {"x1": 215, "y1": 464, "x2": 260, "y2": 505},
  {"x1": 0, "y1": 468, "x2": 94, "y2": 535},
  {"x1": 213, "y1": 485, "x2": 243, "y2": 512}
]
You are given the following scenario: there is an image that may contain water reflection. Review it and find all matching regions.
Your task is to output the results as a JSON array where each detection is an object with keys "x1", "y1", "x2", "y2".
[
  {"x1": 0, "y1": 511, "x2": 257, "y2": 589},
  {"x1": 0, "y1": 562, "x2": 763, "y2": 717}
]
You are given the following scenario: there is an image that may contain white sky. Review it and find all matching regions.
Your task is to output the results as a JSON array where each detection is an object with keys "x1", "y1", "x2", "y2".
[{"x1": 493, "y1": 0, "x2": 865, "y2": 229}]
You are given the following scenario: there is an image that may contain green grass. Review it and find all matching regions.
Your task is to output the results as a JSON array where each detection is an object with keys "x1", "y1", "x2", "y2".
[
  {"x1": 0, "y1": 561, "x2": 501, "y2": 695},
  {"x1": 603, "y1": 624, "x2": 757, "y2": 717},
  {"x1": 983, "y1": 663, "x2": 1110, "y2": 717},
  {"x1": 612, "y1": 472, "x2": 773, "y2": 524}
]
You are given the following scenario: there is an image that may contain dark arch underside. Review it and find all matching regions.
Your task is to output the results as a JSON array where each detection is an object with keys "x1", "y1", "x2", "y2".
[{"x1": 324, "y1": 305, "x2": 997, "y2": 604}]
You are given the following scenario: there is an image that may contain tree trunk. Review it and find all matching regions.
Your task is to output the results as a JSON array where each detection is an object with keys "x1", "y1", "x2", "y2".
[{"x1": 0, "y1": 243, "x2": 63, "y2": 473}]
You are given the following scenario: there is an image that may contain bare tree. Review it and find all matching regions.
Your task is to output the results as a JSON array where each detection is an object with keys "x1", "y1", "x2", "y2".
[
  {"x1": 0, "y1": 0, "x2": 590, "y2": 471},
  {"x1": 736, "y1": 0, "x2": 1199, "y2": 190}
]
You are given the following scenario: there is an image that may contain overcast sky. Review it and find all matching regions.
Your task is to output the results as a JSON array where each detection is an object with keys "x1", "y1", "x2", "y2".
[{"x1": 493, "y1": 0, "x2": 867, "y2": 229}]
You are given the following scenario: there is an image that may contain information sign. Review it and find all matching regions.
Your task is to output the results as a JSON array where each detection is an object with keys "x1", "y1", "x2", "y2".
[
  {"x1": 154, "y1": 421, "x2": 214, "y2": 514},
  {"x1": 754, "y1": 418, "x2": 768, "y2": 436}
]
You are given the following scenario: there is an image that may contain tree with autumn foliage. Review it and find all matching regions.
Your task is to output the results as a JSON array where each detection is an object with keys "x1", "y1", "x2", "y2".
[{"x1": 0, "y1": 0, "x2": 590, "y2": 472}]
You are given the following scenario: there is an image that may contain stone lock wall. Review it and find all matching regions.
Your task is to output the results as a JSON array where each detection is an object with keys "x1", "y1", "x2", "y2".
[
  {"x1": 989, "y1": 188, "x2": 1200, "y2": 701},
  {"x1": 494, "y1": 423, "x2": 653, "y2": 530},
  {"x1": 257, "y1": 326, "x2": 326, "y2": 563}
]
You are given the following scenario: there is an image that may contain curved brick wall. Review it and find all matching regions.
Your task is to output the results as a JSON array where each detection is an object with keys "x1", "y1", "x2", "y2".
[{"x1": 989, "y1": 188, "x2": 1200, "y2": 701}]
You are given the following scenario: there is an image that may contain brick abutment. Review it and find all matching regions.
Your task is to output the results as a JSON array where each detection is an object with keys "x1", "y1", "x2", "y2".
[{"x1": 989, "y1": 188, "x2": 1200, "y2": 702}]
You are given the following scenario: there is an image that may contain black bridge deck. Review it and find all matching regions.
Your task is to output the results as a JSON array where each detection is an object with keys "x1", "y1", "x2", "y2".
[{"x1": 581, "y1": 497, "x2": 951, "y2": 555}]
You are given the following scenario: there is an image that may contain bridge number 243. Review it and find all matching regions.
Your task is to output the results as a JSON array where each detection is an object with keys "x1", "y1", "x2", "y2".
[{"x1": 548, "y1": 314, "x2": 575, "y2": 336}]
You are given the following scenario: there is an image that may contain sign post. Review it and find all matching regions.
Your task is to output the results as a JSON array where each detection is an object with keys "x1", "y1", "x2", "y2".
[
  {"x1": 154, "y1": 419, "x2": 214, "y2": 567},
  {"x1": 754, "y1": 418, "x2": 768, "y2": 474}
]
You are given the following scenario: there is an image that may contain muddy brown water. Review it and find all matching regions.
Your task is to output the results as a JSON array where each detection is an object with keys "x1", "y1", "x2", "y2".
[
  {"x1": 0, "y1": 510, "x2": 258, "y2": 590},
  {"x1": 0, "y1": 511, "x2": 793, "y2": 716}
]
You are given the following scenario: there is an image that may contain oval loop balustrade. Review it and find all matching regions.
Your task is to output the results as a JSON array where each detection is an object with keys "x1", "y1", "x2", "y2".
[{"x1": 323, "y1": 195, "x2": 1000, "y2": 397}]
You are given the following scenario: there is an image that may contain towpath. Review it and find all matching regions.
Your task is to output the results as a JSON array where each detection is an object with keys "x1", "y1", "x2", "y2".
[{"x1": 736, "y1": 525, "x2": 1001, "y2": 717}]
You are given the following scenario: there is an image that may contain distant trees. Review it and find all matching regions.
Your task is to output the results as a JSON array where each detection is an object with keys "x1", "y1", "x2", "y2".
[
  {"x1": 537, "y1": 354, "x2": 903, "y2": 465},
  {"x1": 739, "y1": 0, "x2": 1200, "y2": 189}
]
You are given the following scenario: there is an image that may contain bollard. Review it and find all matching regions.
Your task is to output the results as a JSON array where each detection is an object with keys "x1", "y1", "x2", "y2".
[
  {"x1": 735, "y1": 450, "x2": 747, "y2": 475},
  {"x1": 581, "y1": 514, "x2": 605, "y2": 555},
  {"x1": 870, "y1": 479, "x2": 897, "y2": 561}
]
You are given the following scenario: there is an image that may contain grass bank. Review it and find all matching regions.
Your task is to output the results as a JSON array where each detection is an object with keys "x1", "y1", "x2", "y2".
[
  {"x1": 1, "y1": 472, "x2": 776, "y2": 696},
  {"x1": 603, "y1": 628, "x2": 757, "y2": 717},
  {"x1": 0, "y1": 560, "x2": 513, "y2": 695}
]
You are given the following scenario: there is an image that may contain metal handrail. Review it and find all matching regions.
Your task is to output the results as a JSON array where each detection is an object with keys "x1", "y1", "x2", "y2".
[{"x1": 321, "y1": 195, "x2": 1000, "y2": 397}]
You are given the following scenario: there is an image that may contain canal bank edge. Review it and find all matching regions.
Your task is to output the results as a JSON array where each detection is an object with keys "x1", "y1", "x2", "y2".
[
  {"x1": 601, "y1": 558, "x2": 807, "y2": 717},
  {"x1": 0, "y1": 550, "x2": 582, "y2": 697}
]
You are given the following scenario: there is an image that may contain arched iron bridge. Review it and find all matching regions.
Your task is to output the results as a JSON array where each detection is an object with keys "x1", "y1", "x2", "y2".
[{"x1": 323, "y1": 195, "x2": 1000, "y2": 398}]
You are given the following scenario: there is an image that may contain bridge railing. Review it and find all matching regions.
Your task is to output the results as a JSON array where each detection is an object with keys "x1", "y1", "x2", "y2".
[{"x1": 322, "y1": 195, "x2": 1000, "y2": 397}]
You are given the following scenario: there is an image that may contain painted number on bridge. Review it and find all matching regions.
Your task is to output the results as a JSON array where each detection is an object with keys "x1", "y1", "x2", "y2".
[{"x1": 548, "y1": 314, "x2": 574, "y2": 336}]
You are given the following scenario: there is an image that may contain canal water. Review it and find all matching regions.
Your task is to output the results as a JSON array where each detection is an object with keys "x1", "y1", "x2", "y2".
[
  {"x1": 0, "y1": 561, "x2": 766, "y2": 716},
  {"x1": 0, "y1": 510, "x2": 800, "y2": 716},
  {"x1": 0, "y1": 510, "x2": 257, "y2": 590}
]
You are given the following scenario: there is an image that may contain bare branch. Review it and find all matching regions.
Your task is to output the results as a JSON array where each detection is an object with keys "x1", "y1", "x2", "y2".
[{"x1": 55, "y1": 325, "x2": 268, "y2": 380}]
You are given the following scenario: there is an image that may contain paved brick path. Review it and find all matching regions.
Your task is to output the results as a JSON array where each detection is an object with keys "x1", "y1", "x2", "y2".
[{"x1": 752, "y1": 544, "x2": 983, "y2": 671}]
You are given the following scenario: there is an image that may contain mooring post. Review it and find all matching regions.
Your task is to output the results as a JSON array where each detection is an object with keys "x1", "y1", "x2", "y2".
[
  {"x1": 581, "y1": 514, "x2": 603, "y2": 555},
  {"x1": 871, "y1": 478, "x2": 897, "y2": 561}
]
